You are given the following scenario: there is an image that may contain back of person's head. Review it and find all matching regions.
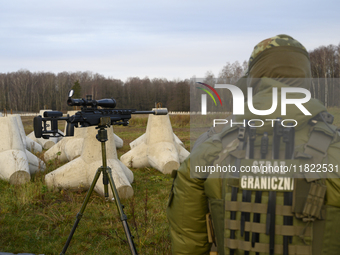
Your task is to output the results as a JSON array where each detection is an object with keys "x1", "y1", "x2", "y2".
[{"x1": 245, "y1": 34, "x2": 311, "y2": 93}]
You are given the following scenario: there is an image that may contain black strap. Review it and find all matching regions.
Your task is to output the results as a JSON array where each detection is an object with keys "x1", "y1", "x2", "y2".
[
  {"x1": 267, "y1": 191, "x2": 277, "y2": 255},
  {"x1": 283, "y1": 124, "x2": 295, "y2": 255},
  {"x1": 267, "y1": 118, "x2": 283, "y2": 255}
]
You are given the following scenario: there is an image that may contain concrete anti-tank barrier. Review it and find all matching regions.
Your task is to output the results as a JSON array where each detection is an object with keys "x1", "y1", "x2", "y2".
[
  {"x1": 45, "y1": 125, "x2": 134, "y2": 199},
  {"x1": 121, "y1": 108, "x2": 190, "y2": 174},
  {"x1": 0, "y1": 116, "x2": 31, "y2": 184},
  {"x1": 13, "y1": 115, "x2": 42, "y2": 153},
  {"x1": 0, "y1": 115, "x2": 46, "y2": 184}
]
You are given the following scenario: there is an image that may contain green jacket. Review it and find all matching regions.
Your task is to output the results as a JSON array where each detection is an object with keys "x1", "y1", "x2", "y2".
[{"x1": 167, "y1": 78, "x2": 340, "y2": 255}]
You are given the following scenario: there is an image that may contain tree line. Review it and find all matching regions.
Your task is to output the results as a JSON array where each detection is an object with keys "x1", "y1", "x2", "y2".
[
  {"x1": 0, "y1": 42, "x2": 339, "y2": 113},
  {"x1": 0, "y1": 71, "x2": 190, "y2": 112},
  {"x1": 309, "y1": 44, "x2": 340, "y2": 107}
]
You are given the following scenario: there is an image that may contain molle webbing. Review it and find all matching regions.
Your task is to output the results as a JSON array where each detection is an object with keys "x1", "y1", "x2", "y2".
[
  {"x1": 225, "y1": 219, "x2": 311, "y2": 237},
  {"x1": 224, "y1": 196, "x2": 312, "y2": 255},
  {"x1": 226, "y1": 201, "x2": 293, "y2": 217},
  {"x1": 225, "y1": 195, "x2": 312, "y2": 254},
  {"x1": 219, "y1": 119, "x2": 336, "y2": 255},
  {"x1": 224, "y1": 239, "x2": 311, "y2": 255}
]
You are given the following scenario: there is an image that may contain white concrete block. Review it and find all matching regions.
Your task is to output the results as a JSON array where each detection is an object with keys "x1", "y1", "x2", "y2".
[
  {"x1": 121, "y1": 108, "x2": 190, "y2": 174},
  {"x1": 0, "y1": 116, "x2": 30, "y2": 184},
  {"x1": 26, "y1": 149, "x2": 46, "y2": 174},
  {"x1": 26, "y1": 136, "x2": 42, "y2": 153},
  {"x1": 27, "y1": 130, "x2": 60, "y2": 150},
  {"x1": 45, "y1": 126, "x2": 134, "y2": 199}
]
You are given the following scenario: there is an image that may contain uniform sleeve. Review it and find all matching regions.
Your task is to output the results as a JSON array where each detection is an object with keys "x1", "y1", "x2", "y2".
[
  {"x1": 166, "y1": 157, "x2": 211, "y2": 255},
  {"x1": 325, "y1": 141, "x2": 340, "y2": 207}
]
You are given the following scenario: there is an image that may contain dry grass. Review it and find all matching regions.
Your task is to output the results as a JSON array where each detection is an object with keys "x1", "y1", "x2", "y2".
[{"x1": 0, "y1": 114, "x2": 191, "y2": 255}]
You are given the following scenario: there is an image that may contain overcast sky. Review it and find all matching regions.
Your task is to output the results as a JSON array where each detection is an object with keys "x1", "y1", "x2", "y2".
[{"x1": 1, "y1": 0, "x2": 339, "y2": 81}]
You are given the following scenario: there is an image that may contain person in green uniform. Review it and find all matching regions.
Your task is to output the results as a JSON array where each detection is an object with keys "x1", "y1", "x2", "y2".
[{"x1": 167, "y1": 35, "x2": 340, "y2": 255}]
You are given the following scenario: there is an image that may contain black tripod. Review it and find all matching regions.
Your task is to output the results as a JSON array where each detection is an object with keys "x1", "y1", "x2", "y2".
[{"x1": 60, "y1": 119, "x2": 138, "y2": 255}]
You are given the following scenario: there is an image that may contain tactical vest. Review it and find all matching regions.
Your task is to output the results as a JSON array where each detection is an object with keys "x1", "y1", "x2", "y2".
[{"x1": 203, "y1": 113, "x2": 340, "y2": 255}]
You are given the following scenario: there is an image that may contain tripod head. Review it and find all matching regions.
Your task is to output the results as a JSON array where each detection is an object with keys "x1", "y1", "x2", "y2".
[{"x1": 34, "y1": 90, "x2": 168, "y2": 139}]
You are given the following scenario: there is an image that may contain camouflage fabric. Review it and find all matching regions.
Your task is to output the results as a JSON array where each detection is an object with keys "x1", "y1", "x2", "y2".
[{"x1": 248, "y1": 34, "x2": 308, "y2": 72}]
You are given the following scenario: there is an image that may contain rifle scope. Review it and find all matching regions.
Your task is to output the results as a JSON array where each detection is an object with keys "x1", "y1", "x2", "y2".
[{"x1": 67, "y1": 90, "x2": 116, "y2": 109}]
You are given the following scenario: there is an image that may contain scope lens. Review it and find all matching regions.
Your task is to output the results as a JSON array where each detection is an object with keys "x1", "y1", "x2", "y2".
[{"x1": 97, "y1": 98, "x2": 116, "y2": 108}]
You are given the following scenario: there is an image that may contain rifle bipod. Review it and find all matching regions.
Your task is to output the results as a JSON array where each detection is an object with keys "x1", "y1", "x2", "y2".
[{"x1": 60, "y1": 119, "x2": 138, "y2": 255}]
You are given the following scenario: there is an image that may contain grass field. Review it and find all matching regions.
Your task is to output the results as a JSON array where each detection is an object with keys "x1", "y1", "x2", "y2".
[
  {"x1": 0, "y1": 115, "x2": 192, "y2": 255},
  {"x1": 2, "y1": 109, "x2": 340, "y2": 255}
]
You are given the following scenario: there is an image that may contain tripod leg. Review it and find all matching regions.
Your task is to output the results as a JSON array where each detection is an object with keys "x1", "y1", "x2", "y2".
[
  {"x1": 60, "y1": 168, "x2": 102, "y2": 255},
  {"x1": 106, "y1": 167, "x2": 138, "y2": 255},
  {"x1": 102, "y1": 167, "x2": 110, "y2": 201}
]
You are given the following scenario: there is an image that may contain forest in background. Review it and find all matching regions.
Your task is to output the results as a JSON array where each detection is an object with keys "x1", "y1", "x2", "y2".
[{"x1": 0, "y1": 42, "x2": 339, "y2": 112}]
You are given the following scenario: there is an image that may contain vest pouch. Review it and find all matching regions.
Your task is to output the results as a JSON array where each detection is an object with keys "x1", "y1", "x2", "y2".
[
  {"x1": 292, "y1": 178, "x2": 326, "y2": 220},
  {"x1": 292, "y1": 178, "x2": 310, "y2": 219}
]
